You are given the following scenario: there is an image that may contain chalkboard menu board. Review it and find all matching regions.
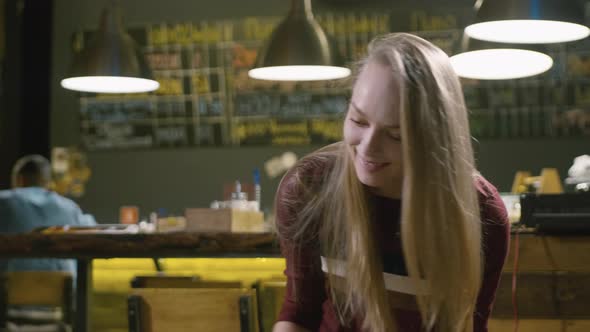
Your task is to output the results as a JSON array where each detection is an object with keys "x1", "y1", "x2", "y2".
[
  {"x1": 75, "y1": 13, "x2": 391, "y2": 149},
  {"x1": 465, "y1": 42, "x2": 590, "y2": 139},
  {"x1": 75, "y1": 10, "x2": 590, "y2": 150}
]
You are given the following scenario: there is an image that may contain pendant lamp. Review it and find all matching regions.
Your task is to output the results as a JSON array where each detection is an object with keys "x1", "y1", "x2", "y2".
[
  {"x1": 465, "y1": 0, "x2": 589, "y2": 44},
  {"x1": 450, "y1": 36, "x2": 553, "y2": 80},
  {"x1": 60, "y1": 3, "x2": 159, "y2": 93},
  {"x1": 248, "y1": 0, "x2": 351, "y2": 81}
]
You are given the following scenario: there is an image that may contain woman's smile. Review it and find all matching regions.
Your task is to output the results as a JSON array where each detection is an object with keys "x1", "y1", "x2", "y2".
[{"x1": 357, "y1": 155, "x2": 391, "y2": 173}]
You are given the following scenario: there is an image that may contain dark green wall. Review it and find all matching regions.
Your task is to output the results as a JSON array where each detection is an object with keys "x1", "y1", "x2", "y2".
[
  {"x1": 51, "y1": 0, "x2": 590, "y2": 222},
  {"x1": 76, "y1": 146, "x2": 319, "y2": 222}
]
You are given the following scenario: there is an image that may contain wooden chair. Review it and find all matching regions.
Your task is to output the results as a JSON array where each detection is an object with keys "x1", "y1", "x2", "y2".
[
  {"x1": 0, "y1": 271, "x2": 73, "y2": 330},
  {"x1": 128, "y1": 288, "x2": 258, "y2": 332},
  {"x1": 254, "y1": 279, "x2": 286, "y2": 332}
]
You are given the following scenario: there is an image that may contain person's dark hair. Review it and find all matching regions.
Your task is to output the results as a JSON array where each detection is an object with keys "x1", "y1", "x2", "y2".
[{"x1": 11, "y1": 155, "x2": 52, "y2": 188}]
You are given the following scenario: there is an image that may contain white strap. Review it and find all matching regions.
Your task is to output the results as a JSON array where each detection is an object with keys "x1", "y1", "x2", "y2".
[{"x1": 320, "y1": 256, "x2": 429, "y2": 295}]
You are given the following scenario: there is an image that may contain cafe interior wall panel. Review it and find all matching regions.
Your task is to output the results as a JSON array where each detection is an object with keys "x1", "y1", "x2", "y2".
[
  {"x1": 51, "y1": 0, "x2": 590, "y2": 223},
  {"x1": 77, "y1": 146, "x2": 318, "y2": 222},
  {"x1": 474, "y1": 138, "x2": 590, "y2": 193}
]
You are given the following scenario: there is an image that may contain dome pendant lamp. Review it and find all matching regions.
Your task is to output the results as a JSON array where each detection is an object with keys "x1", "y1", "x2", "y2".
[
  {"x1": 60, "y1": 3, "x2": 159, "y2": 94},
  {"x1": 248, "y1": 0, "x2": 351, "y2": 81},
  {"x1": 465, "y1": 0, "x2": 589, "y2": 44},
  {"x1": 450, "y1": 48, "x2": 553, "y2": 80},
  {"x1": 450, "y1": 36, "x2": 553, "y2": 80}
]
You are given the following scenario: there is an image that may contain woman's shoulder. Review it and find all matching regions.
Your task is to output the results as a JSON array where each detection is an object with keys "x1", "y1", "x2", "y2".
[
  {"x1": 274, "y1": 143, "x2": 342, "y2": 241},
  {"x1": 277, "y1": 143, "x2": 341, "y2": 199},
  {"x1": 473, "y1": 174, "x2": 501, "y2": 201},
  {"x1": 473, "y1": 174, "x2": 510, "y2": 245},
  {"x1": 474, "y1": 174, "x2": 508, "y2": 221}
]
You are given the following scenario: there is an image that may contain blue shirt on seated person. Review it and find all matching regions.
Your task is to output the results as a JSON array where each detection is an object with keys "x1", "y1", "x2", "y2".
[{"x1": 0, "y1": 155, "x2": 96, "y2": 276}]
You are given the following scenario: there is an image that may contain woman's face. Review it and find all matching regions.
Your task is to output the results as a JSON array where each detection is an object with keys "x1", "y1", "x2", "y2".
[{"x1": 343, "y1": 61, "x2": 403, "y2": 197}]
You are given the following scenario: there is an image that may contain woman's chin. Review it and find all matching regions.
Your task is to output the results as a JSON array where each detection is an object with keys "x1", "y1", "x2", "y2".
[{"x1": 356, "y1": 171, "x2": 383, "y2": 188}]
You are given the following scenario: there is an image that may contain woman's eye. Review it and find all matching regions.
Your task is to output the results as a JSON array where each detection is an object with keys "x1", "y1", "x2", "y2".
[
  {"x1": 350, "y1": 118, "x2": 368, "y2": 127},
  {"x1": 388, "y1": 133, "x2": 402, "y2": 141}
]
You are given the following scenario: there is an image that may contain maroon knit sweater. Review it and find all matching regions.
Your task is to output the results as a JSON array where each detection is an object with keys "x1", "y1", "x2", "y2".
[{"x1": 276, "y1": 154, "x2": 510, "y2": 332}]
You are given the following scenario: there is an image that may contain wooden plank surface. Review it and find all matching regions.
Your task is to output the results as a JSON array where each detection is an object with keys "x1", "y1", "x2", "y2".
[
  {"x1": 489, "y1": 319, "x2": 590, "y2": 332},
  {"x1": 6, "y1": 271, "x2": 71, "y2": 306},
  {"x1": 0, "y1": 232, "x2": 587, "y2": 273},
  {"x1": 493, "y1": 272, "x2": 590, "y2": 318},
  {"x1": 131, "y1": 288, "x2": 258, "y2": 332},
  {"x1": 504, "y1": 234, "x2": 590, "y2": 272},
  {"x1": 0, "y1": 232, "x2": 279, "y2": 259}
]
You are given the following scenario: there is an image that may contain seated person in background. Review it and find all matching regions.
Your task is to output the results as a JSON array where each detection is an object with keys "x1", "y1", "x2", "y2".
[{"x1": 0, "y1": 155, "x2": 96, "y2": 276}]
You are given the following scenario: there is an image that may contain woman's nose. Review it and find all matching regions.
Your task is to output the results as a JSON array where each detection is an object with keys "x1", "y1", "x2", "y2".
[{"x1": 359, "y1": 129, "x2": 383, "y2": 156}]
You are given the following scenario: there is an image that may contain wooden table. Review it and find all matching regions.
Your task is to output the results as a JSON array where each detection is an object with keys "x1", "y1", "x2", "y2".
[
  {"x1": 0, "y1": 230, "x2": 588, "y2": 332},
  {"x1": 0, "y1": 232, "x2": 279, "y2": 332}
]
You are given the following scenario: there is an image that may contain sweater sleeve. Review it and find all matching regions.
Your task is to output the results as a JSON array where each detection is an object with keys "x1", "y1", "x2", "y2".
[
  {"x1": 473, "y1": 177, "x2": 511, "y2": 331},
  {"x1": 275, "y1": 165, "x2": 327, "y2": 331}
]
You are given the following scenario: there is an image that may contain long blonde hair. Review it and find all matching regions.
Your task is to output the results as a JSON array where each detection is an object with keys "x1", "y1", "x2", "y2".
[{"x1": 276, "y1": 33, "x2": 482, "y2": 332}]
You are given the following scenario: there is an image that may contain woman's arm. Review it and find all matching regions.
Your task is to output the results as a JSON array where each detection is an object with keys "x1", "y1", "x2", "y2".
[
  {"x1": 273, "y1": 321, "x2": 312, "y2": 332},
  {"x1": 274, "y1": 163, "x2": 327, "y2": 331},
  {"x1": 474, "y1": 179, "x2": 511, "y2": 331}
]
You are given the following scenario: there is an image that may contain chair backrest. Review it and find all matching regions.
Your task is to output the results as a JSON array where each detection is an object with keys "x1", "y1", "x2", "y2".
[
  {"x1": 255, "y1": 280, "x2": 286, "y2": 332},
  {"x1": 128, "y1": 288, "x2": 258, "y2": 332},
  {"x1": 5, "y1": 271, "x2": 72, "y2": 307},
  {"x1": 0, "y1": 271, "x2": 73, "y2": 327},
  {"x1": 131, "y1": 275, "x2": 242, "y2": 289}
]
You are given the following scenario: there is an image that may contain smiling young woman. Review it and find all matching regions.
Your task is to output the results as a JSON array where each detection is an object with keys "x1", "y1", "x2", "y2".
[{"x1": 273, "y1": 33, "x2": 509, "y2": 332}]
